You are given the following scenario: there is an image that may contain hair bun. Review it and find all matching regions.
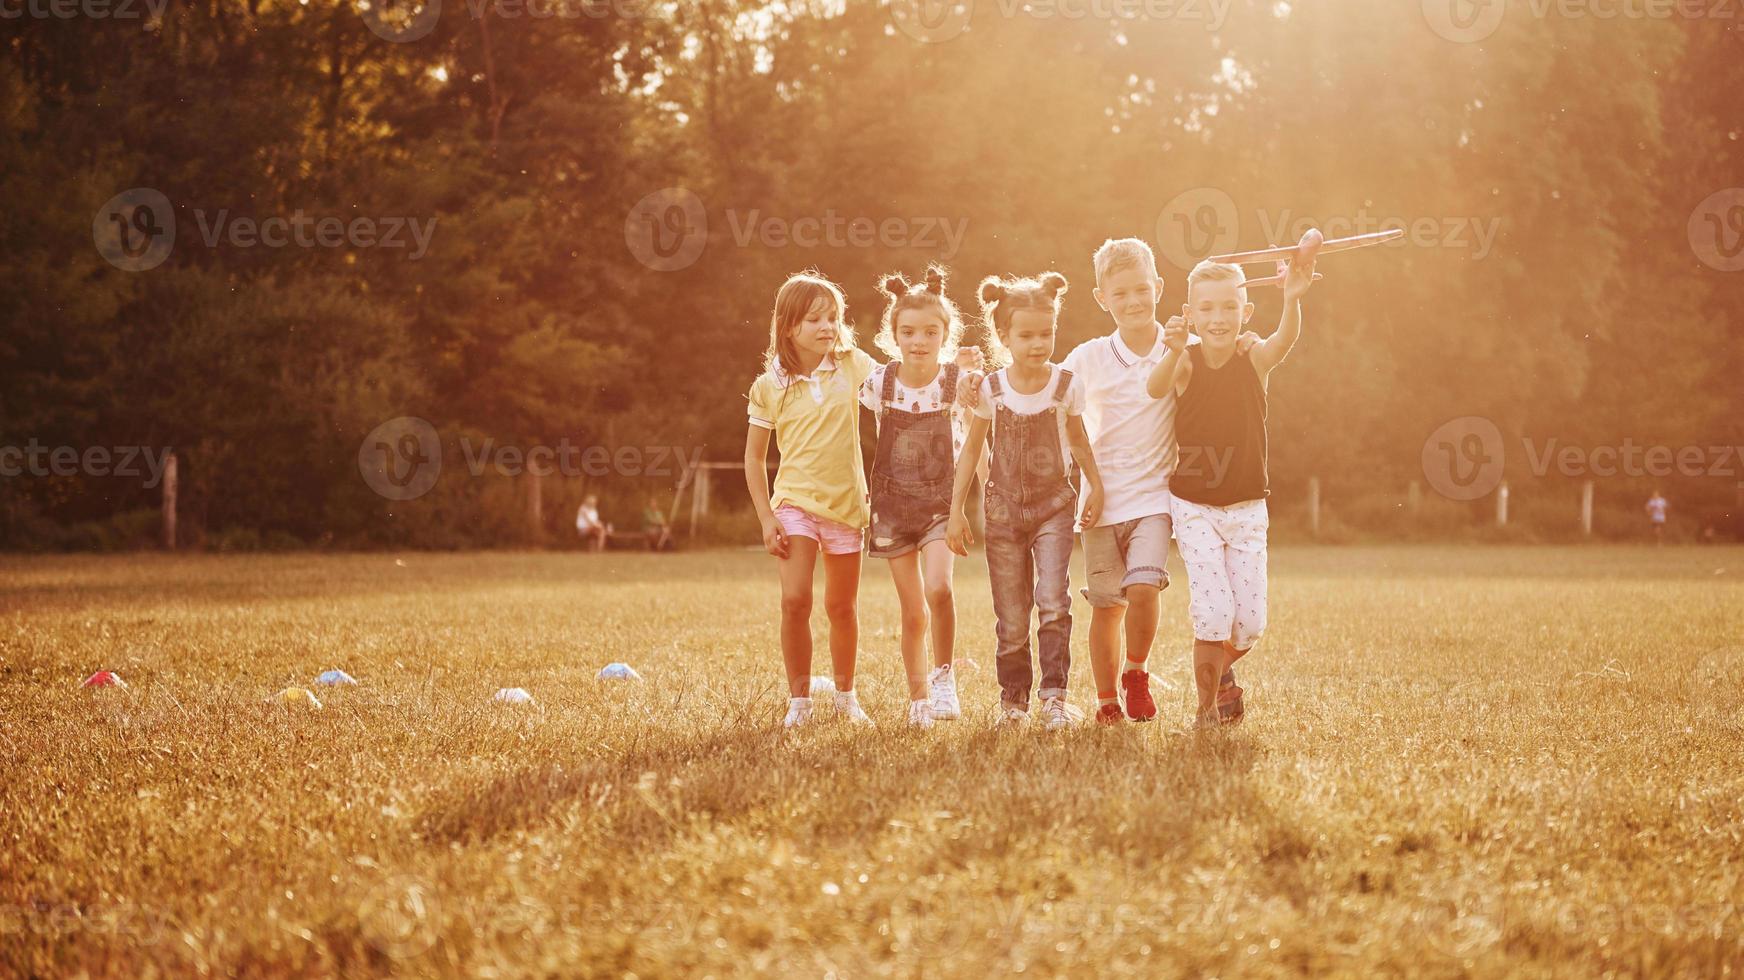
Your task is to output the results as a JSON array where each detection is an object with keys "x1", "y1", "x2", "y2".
[
  {"x1": 924, "y1": 265, "x2": 948, "y2": 295},
  {"x1": 979, "y1": 276, "x2": 1007, "y2": 307},
  {"x1": 1039, "y1": 271, "x2": 1069, "y2": 299},
  {"x1": 881, "y1": 274, "x2": 909, "y2": 299}
]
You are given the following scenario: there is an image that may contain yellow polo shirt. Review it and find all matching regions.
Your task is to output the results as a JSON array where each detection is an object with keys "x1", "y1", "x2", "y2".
[{"x1": 747, "y1": 348, "x2": 877, "y2": 529}]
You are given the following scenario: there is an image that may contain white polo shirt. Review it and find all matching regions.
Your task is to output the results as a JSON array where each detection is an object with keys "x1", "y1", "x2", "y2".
[{"x1": 1061, "y1": 326, "x2": 1198, "y2": 527}]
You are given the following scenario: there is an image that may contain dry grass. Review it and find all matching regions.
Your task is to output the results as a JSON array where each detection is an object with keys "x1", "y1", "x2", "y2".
[{"x1": 1, "y1": 545, "x2": 1741, "y2": 978}]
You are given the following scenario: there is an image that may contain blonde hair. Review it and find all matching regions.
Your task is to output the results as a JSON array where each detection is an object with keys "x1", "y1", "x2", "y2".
[
  {"x1": 1092, "y1": 238, "x2": 1159, "y2": 286},
  {"x1": 977, "y1": 272, "x2": 1069, "y2": 370},
  {"x1": 1185, "y1": 260, "x2": 1247, "y2": 302},
  {"x1": 873, "y1": 264, "x2": 965, "y2": 363},
  {"x1": 762, "y1": 270, "x2": 855, "y2": 379}
]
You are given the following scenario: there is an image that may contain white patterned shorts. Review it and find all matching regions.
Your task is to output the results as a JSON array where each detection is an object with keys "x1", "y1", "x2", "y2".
[{"x1": 1170, "y1": 497, "x2": 1268, "y2": 649}]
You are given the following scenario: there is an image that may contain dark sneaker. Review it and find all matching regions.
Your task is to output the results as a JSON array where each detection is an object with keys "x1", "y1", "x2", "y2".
[{"x1": 1216, "y1": 667, "x2": 1244, "y2": 724}]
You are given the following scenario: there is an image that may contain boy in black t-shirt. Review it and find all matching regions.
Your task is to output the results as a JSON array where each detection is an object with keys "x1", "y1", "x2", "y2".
[{"x1": 1146, "y1": 255, "x2": 1316, "y2": 727}]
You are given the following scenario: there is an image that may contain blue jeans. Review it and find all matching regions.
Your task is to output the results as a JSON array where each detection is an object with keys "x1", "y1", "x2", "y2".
[{"x1": 984, "y1": 487, "x2": 1075, "y2": 710}]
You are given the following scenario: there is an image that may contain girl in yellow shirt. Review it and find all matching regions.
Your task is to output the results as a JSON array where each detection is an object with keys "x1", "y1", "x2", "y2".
[{"x1": 745, "y1": 271, "x2": 879, "y2": 728}]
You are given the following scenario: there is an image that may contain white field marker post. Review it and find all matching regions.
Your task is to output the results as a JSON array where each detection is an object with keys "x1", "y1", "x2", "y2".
[
  {"x1": 1308, "y1": 477, "x2": 1321, "y2": 537},
  {"x1": 1581, "y1": 480, "x2": 1594, "y2": 536},
  {"x1": 526, "y1": 470, "x2": 543, "y2": 543},
  {"x1": 1496, "y1": 482, "x2": 1510, "y2": 527},
  {"x1": 161, "y1": 450, "x2": 177, "y2": 550}
]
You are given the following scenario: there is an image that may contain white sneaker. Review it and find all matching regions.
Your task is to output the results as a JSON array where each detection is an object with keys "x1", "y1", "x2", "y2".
[
  {"x1": 783, "y1": 697, "x2": 813, "y2": 728},
  {"x1": 1040, "y1": 696, "x2": 1079, "y2": 731},
  {"x1": 907, "y1": 699, "x2": 935, "y2": 729},
  {"x1": 927, "y1": 664, "x2": 961, "y2": 721},
  {"x1": 996, "y1": 706, "x2": 1030, "y2": 729},
  {"x1": 834, "y1": 690, "x2": 874, "y2": 726}
]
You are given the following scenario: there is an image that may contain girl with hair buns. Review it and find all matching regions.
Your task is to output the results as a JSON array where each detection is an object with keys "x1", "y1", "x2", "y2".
[
  {"x1": 857, "y1": 265, "x2": 977, "y2": 728},
  {"x1": 946, "y1": 272, "x2": 1105, "y2": 731}
]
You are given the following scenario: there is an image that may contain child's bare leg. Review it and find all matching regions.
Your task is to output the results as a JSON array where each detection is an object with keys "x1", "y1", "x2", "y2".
[
  {"x1": 1193, "y1": 638, "x2": 1230, "y2": 725},
  {"x1": 886, "y1": 551, "x2": 930, "y2": 700},
  {"x1": 1089, "y1": 605, "x2": 1124, "y2": 701},
  {"x1": 822, "y1": 549, "x2": 863, "y2": 692},
  {"x1": 778, "y1": 537, "x2": 820, "y2": 697},
  {"x1": 1124, "y1": 584, "x2": 1160, "y2": 667},
  {"x1": 919, "y1": 539, "x2": 956, "y2": 669}
]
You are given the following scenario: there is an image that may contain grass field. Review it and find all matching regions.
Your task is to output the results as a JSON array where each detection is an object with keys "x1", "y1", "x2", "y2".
[{"x1": 2, "y1": 545, "x2": 1742, "y2": 978}]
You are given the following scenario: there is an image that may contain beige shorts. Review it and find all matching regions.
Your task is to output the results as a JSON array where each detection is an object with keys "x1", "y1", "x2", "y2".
[{"x1": 1080, "y1": 513, "x2": 1172, "y2": 608}]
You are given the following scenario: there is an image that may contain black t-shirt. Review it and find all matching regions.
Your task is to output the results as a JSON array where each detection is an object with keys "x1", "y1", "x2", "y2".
[{"x1": 1171, "y1": 346, "x2": 1269, "y2": 506}]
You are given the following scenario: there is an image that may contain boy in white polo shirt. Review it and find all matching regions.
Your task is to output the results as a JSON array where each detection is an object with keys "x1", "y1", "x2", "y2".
[{"x1": 1065, "y1": 239, "x2": 1255, "y2": 724}]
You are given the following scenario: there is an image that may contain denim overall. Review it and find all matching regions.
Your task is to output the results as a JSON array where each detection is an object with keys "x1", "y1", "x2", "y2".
[
  {"x1": 984, "y1": 367, "x2": 1077, "y2": 710},
  {"x1": 868, "y1": 363, "x2": 960, "y2": 559}
]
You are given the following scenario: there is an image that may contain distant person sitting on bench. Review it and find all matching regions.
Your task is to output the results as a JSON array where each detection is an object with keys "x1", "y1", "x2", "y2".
[
  {"x1": 643, "y1": 497, "x2": 674, "y2": 552},
  {"x1": 576, "y1": 495, "x2": 611, "y2": 553}
]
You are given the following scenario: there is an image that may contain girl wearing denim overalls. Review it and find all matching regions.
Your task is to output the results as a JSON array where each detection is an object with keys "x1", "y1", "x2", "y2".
[
  {"x1": 947, "y1": 273, "x2": 1106, "y2": 731},
  {"x1": 859, "y1": 267, "x2": 979, "y2": 729}
]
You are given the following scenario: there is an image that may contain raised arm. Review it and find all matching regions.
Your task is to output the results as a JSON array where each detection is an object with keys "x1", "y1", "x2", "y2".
[
  {"x1": 1250, "y1": 255, "x2": 1315, "y2": 377},
  {"x1": 1146, "y1": 310, "x2": 1193, "y2": 399},
  {"x1": 946, "y1": 413, "x2": 992, "y2": 555}
]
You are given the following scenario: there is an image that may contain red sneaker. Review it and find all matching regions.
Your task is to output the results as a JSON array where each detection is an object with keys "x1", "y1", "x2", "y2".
[
  {"x1": 1120, "y1": 668, "x2": 1157, "y2": 722},
  {"x1": 1095, "y1": 703, "x2": 1125, "y2": 725}
]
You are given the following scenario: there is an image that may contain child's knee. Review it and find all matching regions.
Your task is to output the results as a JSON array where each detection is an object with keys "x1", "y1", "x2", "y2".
[
  {"x1": 901, "y1": 605, "x2": 929, "y2": 633},
  {"x1": 780, "y1": 592, "x2": 813, "y2": 620},
  {"x1": 824, "y1": 594, "x2": 857, "y2": 622},
  {"x1": 923, "y1": 581, "x2": 954, "y2": 611},
  {"x1": 1233, "y1": 609, "x2": 1266, "y2": 649}
]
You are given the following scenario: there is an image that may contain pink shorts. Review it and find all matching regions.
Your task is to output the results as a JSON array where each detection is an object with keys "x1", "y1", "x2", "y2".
[{"x1": 776, "y1": 504, "x2": 864, "y2": 556}]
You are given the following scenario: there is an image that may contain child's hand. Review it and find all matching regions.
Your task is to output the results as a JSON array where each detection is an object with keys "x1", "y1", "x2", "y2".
[
  {"x1": 760, "y1": 517, "x2": 789, "y2": 559},
  {"x1": 1281, "y1": 255, "x2": 1317, "y2": 302},
  {"x1": 945, "y1": 513, "x2": 972, "y2": 557},
  {"x1": 1163, "y1": 309, "x2": 1190, "y2": 352},
  {"x1": 1235, "y1": 331, "x2": 1261, "y2": 355},
  {"x1": 1079, "y1": 485, "x2": 1104, "y2": 530},
  {"x1": 957, "y1": 370, "x2": 984, "y2": 409}
]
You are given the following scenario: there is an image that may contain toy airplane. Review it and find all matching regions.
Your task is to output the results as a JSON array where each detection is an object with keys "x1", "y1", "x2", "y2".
[{"x1": 1212, "y1": 228, "x2": 1404, "y2": 287}]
